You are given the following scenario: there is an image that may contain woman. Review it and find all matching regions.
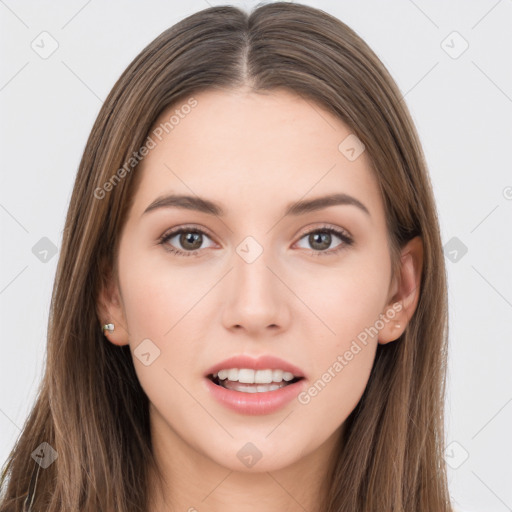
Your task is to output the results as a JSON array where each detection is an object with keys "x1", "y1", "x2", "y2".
[{"x1": 0, "y1": 3, "x2": 454, "y2": 511}]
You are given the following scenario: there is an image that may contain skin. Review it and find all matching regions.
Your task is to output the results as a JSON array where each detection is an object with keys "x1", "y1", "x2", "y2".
[{"x1": 98, "y1": 87, "x2": 423, "y2": 512}]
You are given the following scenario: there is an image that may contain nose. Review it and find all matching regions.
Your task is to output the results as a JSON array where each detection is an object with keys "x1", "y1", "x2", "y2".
[{"x1": 221, "y1": 245, "x2": 291, "y2": 335}]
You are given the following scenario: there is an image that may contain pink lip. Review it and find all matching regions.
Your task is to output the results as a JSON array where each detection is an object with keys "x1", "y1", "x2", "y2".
[
  {"x1": 204, "y1": 354, "x2": 306, "y2": 378},
  {"x1": 203, "y1": 376, "x2": 307, "y2": 415},
  {"x1": 203, "y1": 354, "x2": 307, "y2": 415}
]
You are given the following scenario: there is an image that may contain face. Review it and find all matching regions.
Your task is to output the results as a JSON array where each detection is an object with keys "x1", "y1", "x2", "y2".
[{"x1": 100, "y1": 87, "x2": 421, "y2": 476}]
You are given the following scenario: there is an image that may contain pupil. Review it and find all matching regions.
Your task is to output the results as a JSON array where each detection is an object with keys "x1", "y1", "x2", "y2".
[
  {"x1": 310, "y1": 232, "x2": 330, "y2": 250},
  {"x1": 181, "y1": 232, "x2": 201, "y2": 250}
]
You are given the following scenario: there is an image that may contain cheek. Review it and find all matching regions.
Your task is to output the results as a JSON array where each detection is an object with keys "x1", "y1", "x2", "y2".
[
  {"x1": 297, "y1": 251, "x2": 390, "y2": 348},
  {"x1": 294, "y1": 281, "x2": 383, "y2": 444},
  {"x1": 292, "y1": 250, "x2": 390, "y2": 415},
  {"x1": 296, "y1": 339, "x2": 376, "y2": 454},
  {"x1": 303, "y1": 282, "x2": 381, "y2": 393},
  {"x1": 117, "y1": 248, "x2": 208, "y2": 415},
  {"x1": 118, "y1": 243, "x2": 215, "y2": 392},
  {"x1": 118, "y1": 242, "x2": 207, "y2": 341}
]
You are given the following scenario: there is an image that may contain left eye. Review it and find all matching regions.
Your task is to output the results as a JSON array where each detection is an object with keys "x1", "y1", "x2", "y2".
[{"x1": 295, "y1": 227, "x2": 353, "y2": 255}]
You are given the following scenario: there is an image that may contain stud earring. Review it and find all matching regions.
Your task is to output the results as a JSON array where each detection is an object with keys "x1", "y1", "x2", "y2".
[{"x1": 102, "y1": 323, "x2": 115, "y2": 334}]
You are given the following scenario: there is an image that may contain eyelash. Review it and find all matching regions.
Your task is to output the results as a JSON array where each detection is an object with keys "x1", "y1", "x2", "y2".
[{"x1": 157, "y1": 224, "x2": 354, "y2": 258}]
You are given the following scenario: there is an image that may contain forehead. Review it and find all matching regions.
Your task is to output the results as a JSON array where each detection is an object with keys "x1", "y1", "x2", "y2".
[{"x1": 130, "y1": 88, "x2": 382, "y2": 220}]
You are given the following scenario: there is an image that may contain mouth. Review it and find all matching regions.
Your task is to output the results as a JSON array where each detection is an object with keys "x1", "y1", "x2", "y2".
[
  {"x1": 207, "y1": 373, "x2": 305, "y2": 393},
  {"x1": 204, "y1": 365, "x2": 308, "y2": 414}
]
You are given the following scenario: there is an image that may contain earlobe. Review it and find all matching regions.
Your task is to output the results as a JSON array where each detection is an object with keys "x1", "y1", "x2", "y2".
[
  {"x1": 96, "y1": 264, "x2": 130, "y2": 346},
  {"x1": 378, "y1": 236, "x2": 423, "y2": 344}
]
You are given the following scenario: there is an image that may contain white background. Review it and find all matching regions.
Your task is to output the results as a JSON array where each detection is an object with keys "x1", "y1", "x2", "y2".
[{"x1": 1, "y1": 1, "x2": 511, "y2": 511}]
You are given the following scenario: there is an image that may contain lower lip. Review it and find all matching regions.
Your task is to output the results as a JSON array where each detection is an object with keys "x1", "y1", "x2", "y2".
[{"x1": 204, "y1": 377, "x2": 306, "y2": 415}]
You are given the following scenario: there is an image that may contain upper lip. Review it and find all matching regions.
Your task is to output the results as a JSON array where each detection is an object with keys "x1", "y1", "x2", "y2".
[{"x1": 205, "y1": 354, "x2": 306, "y2": 379}]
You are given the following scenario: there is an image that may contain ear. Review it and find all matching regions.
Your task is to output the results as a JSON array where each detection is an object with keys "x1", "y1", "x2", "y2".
[
  {"x1": 96, "y1": 260, "x2": 130, "y2": 346},
  {"x1": 378, "y1": 236, "x2": 423, "y2": 344}
]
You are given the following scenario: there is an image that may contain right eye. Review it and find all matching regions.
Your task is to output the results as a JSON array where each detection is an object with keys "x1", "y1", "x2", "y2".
[{"x1": 158, "y1": 226, "x2": 216, "y2": 257}]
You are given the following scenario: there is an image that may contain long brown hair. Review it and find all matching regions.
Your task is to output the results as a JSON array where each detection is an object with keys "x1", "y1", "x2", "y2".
[{"x1": 0, "y1": 3, "x2": 451, "y2": 511}]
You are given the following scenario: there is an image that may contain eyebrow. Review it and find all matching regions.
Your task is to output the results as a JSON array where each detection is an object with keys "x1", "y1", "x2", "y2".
[{"x1": 142, "y1": 192, "x2": 370, "y2": 218}]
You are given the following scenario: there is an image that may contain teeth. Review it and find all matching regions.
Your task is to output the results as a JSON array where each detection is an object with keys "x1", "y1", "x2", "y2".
[
  {"x1": 221, "y1": 380, "x2": 288, "y2": 393},
  {"x1": 214, "y1": 368, "x2": 297, "y2": 384},
  {"x1": 238, "y1": 369, "x2": 255, "y2": 383},
  {"x1": 272, "y1": 369, "x2": 284, "y2": 382},
  {"x1": 227, "y1": 369, "x2": 238, "y2": 381},
  {"x1": 254, "y1": 369, "x2": 273, "y2": 383}
]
